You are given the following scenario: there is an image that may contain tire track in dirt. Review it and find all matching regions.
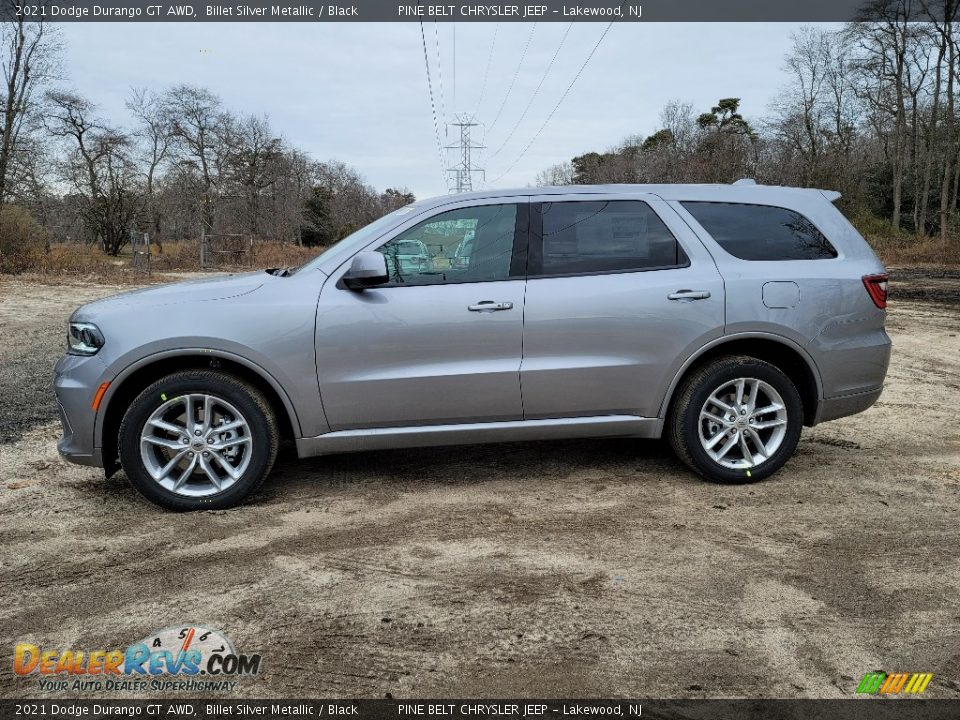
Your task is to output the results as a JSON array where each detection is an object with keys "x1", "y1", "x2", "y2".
[{"x1": 1, "y1": 276, "x2": 960, "y2": 699}]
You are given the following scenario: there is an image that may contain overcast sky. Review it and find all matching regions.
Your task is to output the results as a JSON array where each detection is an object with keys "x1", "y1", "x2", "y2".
[{"x1": 58, "y1": 22, "x2": 835, "y2": 199}]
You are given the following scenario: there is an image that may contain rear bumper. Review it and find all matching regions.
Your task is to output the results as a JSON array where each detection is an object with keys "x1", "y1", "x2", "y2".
[{"x1": 813, "y1": 386, "x2": 883, "y2": 425}]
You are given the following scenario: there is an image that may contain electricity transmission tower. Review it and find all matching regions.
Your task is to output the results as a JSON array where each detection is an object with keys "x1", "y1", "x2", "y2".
[{"x1": 446, "y1": 114, "x2": 485, "y2": 193}]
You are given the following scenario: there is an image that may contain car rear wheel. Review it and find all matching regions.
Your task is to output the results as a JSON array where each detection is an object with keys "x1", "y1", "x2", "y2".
[
  {"x1": 667, "y1": 355, "x2": 803, "y2": 484},
  {"x1": 118, "y1": 370, "x2": 279, "y2": 511}
]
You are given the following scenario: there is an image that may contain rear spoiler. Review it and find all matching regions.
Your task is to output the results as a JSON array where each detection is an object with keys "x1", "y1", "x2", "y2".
[{"x1": 731, "y1": 179, "x2": 843, "y2": 203}]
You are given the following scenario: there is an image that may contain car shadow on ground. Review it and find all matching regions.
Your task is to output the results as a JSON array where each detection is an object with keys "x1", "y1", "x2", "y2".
[
  {"x1": 261, "y1": 437, "x2": 686, "y2": 497},
  {"x1": 87, "y1": 437, "x2": 687, "y2": 510}
]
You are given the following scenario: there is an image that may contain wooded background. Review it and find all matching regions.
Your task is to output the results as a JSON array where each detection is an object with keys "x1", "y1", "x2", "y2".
[
  {"x1": 0, "y1": 0, "x2": 958, "y2": 274},
  {"x1": 538, "y1": 3, "x2": 960, "y2": 251}
]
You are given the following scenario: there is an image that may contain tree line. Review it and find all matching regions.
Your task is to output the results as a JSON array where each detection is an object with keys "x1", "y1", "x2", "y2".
[
  {"x1": 0, "y1": 6, "x2": 414, "y2": 260},
  {"x1": 2, "y1": 0, "x2": 959, "y2": 269},
  {"x1": 538, "y1": 2, "x2": 960, "y2": 243}
]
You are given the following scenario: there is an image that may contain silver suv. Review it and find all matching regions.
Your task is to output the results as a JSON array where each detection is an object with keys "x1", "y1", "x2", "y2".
[{"x1": 55, "y1": 183, "x2": 891, "y2": 510}]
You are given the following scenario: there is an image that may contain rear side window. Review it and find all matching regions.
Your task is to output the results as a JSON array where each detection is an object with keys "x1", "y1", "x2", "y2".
[
  {"x1": 535, "y1": 200, "x2": 688, "y2": 276},
  {"x1": 682, "y1": 202, "x2": 838, "y2": 261}
]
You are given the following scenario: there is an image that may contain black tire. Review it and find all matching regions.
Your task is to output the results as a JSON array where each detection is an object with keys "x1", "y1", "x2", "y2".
[
  {"x1": 118, "y1": 370, "x2": 279, "y2": 511},
  {"x1": 667, "y1": 355, "x2": 803, "y2": 484}
]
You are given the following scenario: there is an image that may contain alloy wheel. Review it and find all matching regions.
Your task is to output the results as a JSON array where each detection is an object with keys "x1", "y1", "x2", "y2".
[
  {"x1": 697, "y1": 378, "x2": 788, "y2": 470},
  {"x1": 139, "y1": 393, "x2": 253, "y2": 497}
]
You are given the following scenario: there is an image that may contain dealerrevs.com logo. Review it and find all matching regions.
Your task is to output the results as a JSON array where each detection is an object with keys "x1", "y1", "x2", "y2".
[{"x1": 14, "y1": 625, "x2": 261, "y2": 693}]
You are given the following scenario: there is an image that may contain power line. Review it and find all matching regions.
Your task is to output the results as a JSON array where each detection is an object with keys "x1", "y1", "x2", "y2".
[
  {"x1": 472, "y1": 23, "x2": 499, "y2": 119},
  {"x1": 419, "y1": 20, "x2": 448, "y2": 187},
  {"x1": 454, "y1": 29, "x2": 460, "y2": 119},
  {"x1": 487, "y1": 23, "x2": 537, "y2": 134},
  {"x1": 489, "y1": 22, "x2": 573, "y2": 159},
  {"x1": 488, "y1": 21, "x2": 615, "y2": 186},
  {"x1": 433, "y1": 21, "x2": 447, "y2": 133}
]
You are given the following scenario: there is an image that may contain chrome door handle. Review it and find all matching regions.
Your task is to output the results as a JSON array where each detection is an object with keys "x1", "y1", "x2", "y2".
[
  {"x1": 468, "y1": 301, "x2": 514, "y2": 312},
  {"x1": 668, "y1": 290, "x2": 711, "y2": 301}
]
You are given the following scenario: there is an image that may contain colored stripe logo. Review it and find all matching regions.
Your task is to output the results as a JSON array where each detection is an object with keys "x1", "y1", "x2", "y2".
[{"x1": 856, "y1": 672, "x2": 933, "y2": 695}]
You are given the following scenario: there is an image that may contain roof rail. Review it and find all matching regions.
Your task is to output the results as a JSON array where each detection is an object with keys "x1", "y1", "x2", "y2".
[{"x1": 732, "y1": 178, "x2": 756, "y2": 186}]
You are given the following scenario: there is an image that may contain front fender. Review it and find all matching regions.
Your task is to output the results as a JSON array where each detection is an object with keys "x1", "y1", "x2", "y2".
[{"x1": 94, "y1": 346, "x2": 312, "y2": 452}]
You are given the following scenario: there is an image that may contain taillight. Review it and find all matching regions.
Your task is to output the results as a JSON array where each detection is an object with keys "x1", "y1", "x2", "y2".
[{"x1": 862, "y1": 273, "x2": 889, "y2": 309}]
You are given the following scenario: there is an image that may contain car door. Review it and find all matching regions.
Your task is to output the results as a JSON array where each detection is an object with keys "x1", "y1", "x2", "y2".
[
  {"x1": 315, "y1": 200, "x2": 529, "y2": 431},
  {"x1": 521, "y1": 193, "x2": 725, "y2": 420}
]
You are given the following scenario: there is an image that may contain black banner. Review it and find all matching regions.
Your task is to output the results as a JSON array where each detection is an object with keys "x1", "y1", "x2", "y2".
[
  {"x1": 0, "y1": 0, "x2": 952, "y2": 23},
  {"x1": 3, "y1": 700, "x2": 960, "y2": 720}
]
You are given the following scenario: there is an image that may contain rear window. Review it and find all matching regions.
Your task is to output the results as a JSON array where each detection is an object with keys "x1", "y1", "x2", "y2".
[{"x1": 682, "y1": 202, "x2": 838, "y2": 261}]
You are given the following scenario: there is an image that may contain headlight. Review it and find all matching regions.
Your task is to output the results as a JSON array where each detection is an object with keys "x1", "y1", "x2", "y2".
[{"x1": 67, "y1": 322, "x2": 105, "y2": 356}]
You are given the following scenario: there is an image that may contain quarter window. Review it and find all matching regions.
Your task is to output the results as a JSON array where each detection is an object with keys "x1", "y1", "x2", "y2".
[
  {"x1": 681, "y1": 202, "x2": 838, "y2": 260},
  {"x1": 377, "y1": 204, "x2": 520, "y2": 285},
  {"x1": 535, "y1": 201, "x2": 687, "y2": 276}
]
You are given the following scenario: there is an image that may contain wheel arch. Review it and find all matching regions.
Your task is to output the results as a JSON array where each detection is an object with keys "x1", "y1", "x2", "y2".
[
  {"x1": 659, "y1": 333, "x2": 823, "y2": 427},
  {"x1": 98, "y1": 349, "x2": 301, "y2": 477}
]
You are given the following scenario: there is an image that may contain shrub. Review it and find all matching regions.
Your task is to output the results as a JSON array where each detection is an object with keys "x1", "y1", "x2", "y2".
[
  {"x1": 249, "y1": 241, "x2": 319, "y2": 268},
  {"x1": 0, "y1": 205, "x2": 49, "y2": 274}
]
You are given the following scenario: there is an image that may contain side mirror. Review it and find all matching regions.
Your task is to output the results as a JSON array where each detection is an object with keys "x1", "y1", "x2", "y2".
[{"x1": 342, "y1": 251, "x2": 389, "y2": 291}]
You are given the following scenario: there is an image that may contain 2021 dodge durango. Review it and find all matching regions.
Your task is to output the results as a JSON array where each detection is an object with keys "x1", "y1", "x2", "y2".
[{"x1": 55, "y1": 183, "x2": 891, "y2": 510}]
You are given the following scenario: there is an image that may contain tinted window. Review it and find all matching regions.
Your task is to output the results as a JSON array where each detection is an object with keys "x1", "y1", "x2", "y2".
[
  {"x1": 682, "y1": 202, "x2": 837, "y2": 261},
  {"x1": 536, "y1": 201, "x2": 687, "y2": 276},
  {"x1": 377, "y1": 204, "x2": 520, "y2": 285}
]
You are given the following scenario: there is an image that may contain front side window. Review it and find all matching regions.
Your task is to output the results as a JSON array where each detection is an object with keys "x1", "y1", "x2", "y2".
[
  {"x1": 534, "y1": 200, "x2": 688, "y2": 276},
  {"x1": 681, "y1": 201, "x2": 838, "y2": 261},
  {"x1": 377, "y1": 204, "x2": 520, "y2": 285}
]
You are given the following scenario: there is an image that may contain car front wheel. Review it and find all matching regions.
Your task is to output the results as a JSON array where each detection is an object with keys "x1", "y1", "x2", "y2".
[
  {"x1": 118, "y1": 370, "x2": 279, "y2": 510},
  {"x1": 668, "y1": 355, "x2": 803, "y2": 483}
]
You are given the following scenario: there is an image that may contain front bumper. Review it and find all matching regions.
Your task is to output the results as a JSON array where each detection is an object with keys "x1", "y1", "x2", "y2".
[{"x1": 54, "y1": 352, "x2": 108, "y2": 468}]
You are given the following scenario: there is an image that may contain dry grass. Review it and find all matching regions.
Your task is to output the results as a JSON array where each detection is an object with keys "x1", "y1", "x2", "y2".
[
  {"x1": 866, "y1": 234, "x2": 960, "y2": 266},
  {"x1": 8, "y1": 240, "x2": 324, "y2": 285},
  {"x1": 248, "y1": 241, "x2": 319, "y2": 268},
  {"x1": 851, "y1": 210, "x2": 960, "y2": 266}
]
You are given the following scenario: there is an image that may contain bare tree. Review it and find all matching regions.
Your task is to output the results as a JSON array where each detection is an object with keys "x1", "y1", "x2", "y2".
[
  {"x1": 46, "y1": 90, "x2": 142, "y2": 255},
  {"x1": 165, "y1": 84, "x2": 225, "y2": 236},
  {"x1": 535, "y1": 161, "x2": 574, "y2": 186},
  {"x1": 220, "y1": 113, "x2": 283, "y2": 238},
  {"x1": 127, "y1": 87, "x2": 173, "y2": 248},
  {"x1": 924, "y1": 0, "x2": 959, "y2": 239},
  {"x1": 312, "y1": 160, "x2": 384, "y2": 239},
  {"x1": 847, "y1": 0, "x2": 925, "y2": 232},
  {"x1": 0, "y1": 1, "x2": 60, "y2": 203},
  {"x1": 772, "y1": 27, "x2": 833, "y2": 183}
]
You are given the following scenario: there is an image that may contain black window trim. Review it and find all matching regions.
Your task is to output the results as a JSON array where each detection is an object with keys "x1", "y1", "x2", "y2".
[
  {"x1": 679, "y1": 200, "x2": 840, "y2": 262},
  {"x1": 527, "y1": 200, "x2": 692, "y2": 279},
  {"x1": 340, "y1": 201, "x2": 530, "y2": 289}
]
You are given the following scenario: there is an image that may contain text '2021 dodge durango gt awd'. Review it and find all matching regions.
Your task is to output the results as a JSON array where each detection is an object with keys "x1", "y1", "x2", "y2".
[{"x1": 55, "y1": 183, "x2": 891, "y2": 510}]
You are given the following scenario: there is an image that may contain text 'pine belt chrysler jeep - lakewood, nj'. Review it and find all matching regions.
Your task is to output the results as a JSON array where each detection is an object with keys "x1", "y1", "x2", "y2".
[{"x1": 55, "y1": 182, "x2": 891, "y2": 510}]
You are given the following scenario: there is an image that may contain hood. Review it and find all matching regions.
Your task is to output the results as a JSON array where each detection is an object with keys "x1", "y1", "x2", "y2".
[{"x1": 73, "y1": 271, "x2": 267, "y2": 320}]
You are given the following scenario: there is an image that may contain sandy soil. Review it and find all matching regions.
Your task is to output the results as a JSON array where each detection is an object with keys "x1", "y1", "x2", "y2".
[{"x1": 1, "y1": 272, "x2": 959, "y2": 700}]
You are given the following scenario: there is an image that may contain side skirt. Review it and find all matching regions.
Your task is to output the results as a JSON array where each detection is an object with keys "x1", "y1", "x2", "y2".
[{"x1": 295, "y1": 415, "x2": 663, "y2": 458}]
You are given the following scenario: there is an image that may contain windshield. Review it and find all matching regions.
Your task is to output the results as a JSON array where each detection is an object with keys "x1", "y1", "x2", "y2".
[{"x1": 293, "y1": 206, "x2": 414, "y2": 274}]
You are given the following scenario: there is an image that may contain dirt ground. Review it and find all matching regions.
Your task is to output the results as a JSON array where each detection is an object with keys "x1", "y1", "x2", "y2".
[{"x1": 1, "y1": 269, "x2": 959, "y2": 700}]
